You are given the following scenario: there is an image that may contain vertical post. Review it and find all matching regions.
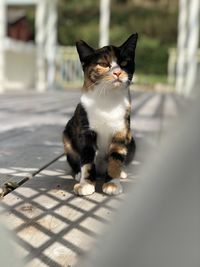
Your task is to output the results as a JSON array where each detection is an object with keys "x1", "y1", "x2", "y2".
[
  {"x1": 46, "y1": 0, "x2": 58, "y2": 90},
  {"x1": 0, "y1": 0, "x2": 6, "y2": 93},
  {"x1": 35, "y1": 0, "x2": 47, "y2": 92},
  {"x1": 168, "y1": 49, "x2": 176, "y2": 86},
  {"x1": 184, "y1": 0, "x2": 200, "y2": 96},
  {"x1": 175, "y1": 0, "x2": 188, "y2": 94},
  {"x1": 99, "y1": 0, "x2": 110, "y2": 47}
]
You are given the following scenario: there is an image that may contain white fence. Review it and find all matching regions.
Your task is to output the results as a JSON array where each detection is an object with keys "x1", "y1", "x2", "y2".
[
  {"x1": 3, "y1": 39, "x2": 36, "y2": 90},
  {"x1": 168, "y1": 48, "x2": 200, "y2": 88},
  {"x1": 2, "y1": 43, "x2": 83, "y2": 90},
  {"x1": 55, "y1": 46, "x2": 83, "y2": 89}
]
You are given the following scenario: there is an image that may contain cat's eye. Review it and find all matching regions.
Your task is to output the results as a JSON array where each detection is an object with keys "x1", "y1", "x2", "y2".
[
  {"x1": 97, "y1": 62, "x2": 110, "y2": 68},
  {"x1": 120, "y1": 60, "x2": 128, "y2": 67}
]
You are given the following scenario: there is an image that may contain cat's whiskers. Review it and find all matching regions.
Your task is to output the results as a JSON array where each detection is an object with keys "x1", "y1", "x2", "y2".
[
  {"x1": 98, "y1": 86, "x2": 104, "y2": 97},
  {"x1": 84, "y1": 80, "x2": 100, "y2": 91},
  {"x1": 98, "y1": 84, "x2": 107, "y2": 97},
  {"x1": 103, "y1": 86, "x2": 106, "y2": 96},
  {"x1": 84, "y1": 76, "x2": 129, "y2": 98},
  {"x1": 94, "y1": 80, "x2": 110, "y2": 97}
]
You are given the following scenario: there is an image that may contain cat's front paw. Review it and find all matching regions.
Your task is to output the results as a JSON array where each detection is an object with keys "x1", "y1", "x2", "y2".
[
  {"x1": 102, "y1": 180, "x2": 123, "y2": 195},
  {"x1": 74, "y1": 182, "x2": 95, "y2": 196}
]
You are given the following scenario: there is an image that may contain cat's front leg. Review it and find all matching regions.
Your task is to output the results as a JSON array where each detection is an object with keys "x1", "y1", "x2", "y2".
[
  {"x1": 103, "y1": 133, "x2": 127, "y2": 195},
  {"x1": 74, "y1": 130, "x2": 97, "y2": 196}
]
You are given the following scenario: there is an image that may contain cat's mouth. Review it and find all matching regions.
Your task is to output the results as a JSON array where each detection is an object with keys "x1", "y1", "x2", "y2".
[{"x1": 112, "y1": 78, "x2": 123, "y2": 86}]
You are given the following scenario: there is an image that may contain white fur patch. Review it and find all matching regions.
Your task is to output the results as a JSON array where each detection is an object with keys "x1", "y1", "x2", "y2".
[
  {"x1": 120, "y1": 170, "x2": 128, "y2": 179},
  {"x1": 74, "y1": 182, "x2": 95, "y2": 196},
  {"x1": 80, "y1": 164, "x2": 91, "y2": 181},
  {"x1": 74, "y1": 164, "x2": 95, "y2": 196},
  {"x1": 81, "y1": 83, "x2": 130, "y2": 172},
  {"x1": 103, "y1": 179, "x2": 123, "y2": 195},
  {"x1": 75, "y1": 172, "x2": 81, "y2": 181},
  {"x1": 111, "y1": 61, "x2": 118, "y2": 68}
]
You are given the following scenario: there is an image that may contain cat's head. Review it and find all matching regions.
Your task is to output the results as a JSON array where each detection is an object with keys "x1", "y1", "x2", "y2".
[{"x1": 76, "y1": 33, "x2": 138, "y2": 91}]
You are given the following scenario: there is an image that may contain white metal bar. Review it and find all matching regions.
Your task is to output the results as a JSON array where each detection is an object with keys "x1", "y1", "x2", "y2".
[
  {"x1": 175, "y1": 0, "x2": 188, "y2": 94},
  {"x1": 99, "y1": 0, "x2": 110, "y2": 47},
  {"x1": 46, "y1": 0, "x2": 58, "y2": 90},
  {"x1": 184, "y1": 0, "x2": 200, "y2": 96},
  {"x1": 167, "y1": 49, "x2": 176, "y2": 85},
  {"x1": 35, "y1": 1, "x2": 47, "y2": 92}
]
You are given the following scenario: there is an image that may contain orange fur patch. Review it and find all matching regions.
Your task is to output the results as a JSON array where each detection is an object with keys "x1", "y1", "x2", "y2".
[
  {"x1": 127, "y1": 129, "x2": 133, "y2": 143},
  {"x1": 112, "y1": 129, "x2": 127, "y2": 143},
  {"x1": 63, "y1": 134, "x2": 77, "y2": 156},
  {"x1": 109, "y1": 143, "x2": 127, "y2": 155},
  {"x1": 107, "y1": 158, "x2": 122, "y2": 179},
  {"x1": 95, "y1": 65, "x2": 110, "y2": 75}
]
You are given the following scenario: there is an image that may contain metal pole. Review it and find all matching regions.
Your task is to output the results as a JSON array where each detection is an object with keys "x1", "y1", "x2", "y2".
[
  {"x1": 99, "y1": 0, "x2": 110, "y2": 47},
  {"x1": 0, "y1": 0, "x2": 6, "y2": 93},
  {"x1": 184, "y1": 0, "x2": 200, "y2": 96},
  {"x1": 175, "y1": 0, "x2": 188, "y2": 94},
  {"x1": 35, "y1": 0, "x2": 47, "y2": 92},
  {"x1": 46, "y1": 0, "x2": 58, "y2": 90}
]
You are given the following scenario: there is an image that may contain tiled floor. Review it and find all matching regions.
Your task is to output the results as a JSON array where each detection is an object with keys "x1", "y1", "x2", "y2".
[{"x1": 0, "y1": 90, "x2": 184, "y2": 266}]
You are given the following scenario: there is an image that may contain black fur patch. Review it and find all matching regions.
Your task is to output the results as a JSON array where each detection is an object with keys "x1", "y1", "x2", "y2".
[
  {"x1": 67, "y1": 154, "x2": 80, "y2": 174},
  {"x1": 63, "y1": 104, "x2": 97, "y2": 180},
  {"x1": 125, "y1": 137, "x2": 136, "y2": 165},
  {"x1": 105, "y1": 174, "x2": 114, "y2": 183},
  {"x1": 110, "y1": 152, "x2": 125, "y2": 162},
  {"x1": 88, "y1": 164, "x2": 96, "y2": 182}
]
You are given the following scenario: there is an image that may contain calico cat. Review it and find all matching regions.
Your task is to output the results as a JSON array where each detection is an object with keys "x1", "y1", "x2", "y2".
[{"x1": 63, "y1": 33, "x2": 138, "y2": 196}]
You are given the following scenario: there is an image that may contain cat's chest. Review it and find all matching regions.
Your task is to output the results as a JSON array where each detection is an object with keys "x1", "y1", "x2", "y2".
[
  {"x1": 87, "y1": 104, "x2": 126, "y2": 139},
  {"x1": 81, "y1": 90, "x2": 129, "y2": 153}
]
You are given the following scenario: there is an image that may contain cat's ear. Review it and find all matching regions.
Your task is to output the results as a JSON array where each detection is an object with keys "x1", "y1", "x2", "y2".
[
  {"x1": 76, "y1": 40, "x2": 95, "y2": 65},
  {"x1": 119, "y1": 33, "x2": 138, "y2": 57}
]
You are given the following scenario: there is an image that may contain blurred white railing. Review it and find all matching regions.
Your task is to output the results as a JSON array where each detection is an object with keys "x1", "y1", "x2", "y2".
[
  {"x1": 4, "y1": 39, "x2": 36, "y2": 90},
  {"x1": 168, "y1": 48, "x2": 200, "y2": 89},
  {"x1": 3, "y1": 43, "x2": 83, "y2": 90},
  {"x1": 55, "y1": 46, "x2": 83, "y2": 89}
]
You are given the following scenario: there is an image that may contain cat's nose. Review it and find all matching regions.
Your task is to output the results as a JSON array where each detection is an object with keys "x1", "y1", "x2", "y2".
[{"x1": 113, "y1": 69, "x2": 122, "y2": 78}]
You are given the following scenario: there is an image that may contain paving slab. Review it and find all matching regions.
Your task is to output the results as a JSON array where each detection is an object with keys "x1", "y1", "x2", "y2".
[{"x1": 1, "y1": 158, "x2": 126, "y2": 267}]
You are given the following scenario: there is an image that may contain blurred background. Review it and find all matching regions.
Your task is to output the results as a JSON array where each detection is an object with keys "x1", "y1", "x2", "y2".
[
  {"x1": 0, "y1": 1, "x2": 199, "y2": 266},
  {"x1": 0, "y1": 0, "x2": 199, "y2": 95}
]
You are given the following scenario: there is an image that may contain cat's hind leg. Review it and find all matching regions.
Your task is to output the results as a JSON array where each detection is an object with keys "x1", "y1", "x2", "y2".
[
  {"x1": 67, "y1": 154, "x2": 80, "y2": 179},
  {"x1": 63, "y1": 133, "x2": 80, "y2": 177},
  {"x1": 103, "y1": 132, "x2": 128, "y2": 195},
  {"x1": 118, "y1": 135, "x2": 136, "y2": 180}
]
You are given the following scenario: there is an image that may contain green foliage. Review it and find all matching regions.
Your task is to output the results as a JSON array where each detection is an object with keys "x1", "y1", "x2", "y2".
[
  {"x1": 58, "y1": 0, "x2": 99, "y2": 47},
  {"x1": 111, "y1": 4, "x2": 178, "y2": 44},
  {"x1": 136, "y1": 74, "x2": 167, "y2": 85},
  {"x1": 136, "y1": 36, "x2": 168, "y2": 75}
]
